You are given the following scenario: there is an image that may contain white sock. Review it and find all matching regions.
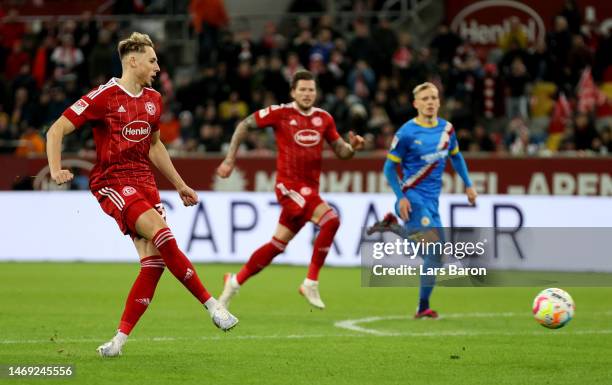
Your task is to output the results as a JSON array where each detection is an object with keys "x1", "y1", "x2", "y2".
[
  {"x1": 230, "y1": 274, "x2": 240, "y2": 288},
  {"x1": 303, "y1": 278, "x2": 318, "y2": 286},
  {"x1": 204, "y1": 297, "x2": 218, "y2": 315},
  {"x1": 114, "y1": 331, "x2": 128, "y2": 346}
]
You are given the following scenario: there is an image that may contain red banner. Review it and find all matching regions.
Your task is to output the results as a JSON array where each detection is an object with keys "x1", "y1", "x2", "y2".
[{"x1": 3, "y1": 155, "x2": 611, "y2": 196}]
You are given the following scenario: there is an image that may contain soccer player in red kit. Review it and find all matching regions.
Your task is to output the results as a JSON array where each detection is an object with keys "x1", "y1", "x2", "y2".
[
  {"x1": 217, "y1": 70, "x2": 365, "y2": 309},
  {"x1": 46, "y1": 32, "x2": 238, "y2": 357}
]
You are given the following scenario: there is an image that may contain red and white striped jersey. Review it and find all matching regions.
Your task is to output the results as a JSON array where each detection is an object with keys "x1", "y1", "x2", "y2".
[
  {"x1": 62, "y1": 78, "x2": 162, "y2": 191},
  {"x1": 254, "y1": 102, "x2": 340, "y2": 189}
]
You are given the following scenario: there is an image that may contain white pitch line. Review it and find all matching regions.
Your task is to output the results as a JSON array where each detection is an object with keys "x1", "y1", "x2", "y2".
[
  {"x1": 334, "y1": 311, "x2": 612, "y2": 336},
  {"x1": 334, "y1": 312, "x2": 521, "y2": 336}
]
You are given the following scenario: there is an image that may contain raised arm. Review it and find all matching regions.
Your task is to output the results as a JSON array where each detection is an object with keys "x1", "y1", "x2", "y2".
[
  {"x1": 216, "y1": 113, "x2": 259, "y2": 178},
  {"x1": 46, "y1": 115, "x2": 77, "y2": 185},
  {"x1": 331, "y1": 131, "x2": 365, "y2": 160},
  {"x1": 149, "y1": 131, "x2": 198, "y2": 206}
]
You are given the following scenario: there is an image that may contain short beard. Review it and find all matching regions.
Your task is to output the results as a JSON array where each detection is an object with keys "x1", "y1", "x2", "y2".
[{"x1": 295, "y1": 100, "x2": 313, "y2": 111}]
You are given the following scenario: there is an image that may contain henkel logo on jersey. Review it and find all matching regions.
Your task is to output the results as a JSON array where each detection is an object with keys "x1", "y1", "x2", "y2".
[
  {"x1": 122, "y1": 120, "x2": 152, "y2": 142},
  {"x1": 450, "y1": 1, "x2": 545, "y2": 47},
  {"x1": 294, "y1": 129, "x2": 321, "y2": 147}
]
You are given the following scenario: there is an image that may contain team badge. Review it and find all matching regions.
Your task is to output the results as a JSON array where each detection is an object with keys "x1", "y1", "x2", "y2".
[
  {"x1": 122, "y1": 186, "x2": 136, "y2": 196},
  {"x1": 300, "y1": 187, "x2": 312, "y2": 196},
  {"x1": 145, "y1": 102, "x2": 156, "y2": 116},
  {"x1": 421, "y1": 216, "x2": 431, "y2": 226},
  {"x1": 311, "y1": 116, "x2": 323, "y2": 126}
]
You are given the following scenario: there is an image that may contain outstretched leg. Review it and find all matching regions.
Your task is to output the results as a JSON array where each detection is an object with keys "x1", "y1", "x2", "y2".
[{"x1": 219, "y1": 224, "x2": 295, "y2": 309}]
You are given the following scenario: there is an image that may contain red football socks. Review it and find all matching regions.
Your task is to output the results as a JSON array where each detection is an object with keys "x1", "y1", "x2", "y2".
[
  {"x1": 307, "y1": 209, "x2": 340, "y2": 281},
  {"x1": 236, "y1": 237, "x2": 287, "y2": 284},
  {"x1": 118, "y1": 256, "x2": 165, "y2": 334},
  {"x1": 152, "y1": 228, "x2": 211, "y2": 304}
]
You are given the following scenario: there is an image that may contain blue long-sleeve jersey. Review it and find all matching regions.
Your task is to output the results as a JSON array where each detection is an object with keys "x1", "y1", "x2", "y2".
[{"x1": 385, "y1": 117, "x2": 472, "y2": 200}]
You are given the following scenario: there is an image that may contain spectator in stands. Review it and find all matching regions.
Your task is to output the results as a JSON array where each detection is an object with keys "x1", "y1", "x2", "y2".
[
  {"x1": 507, "y1": 118, "x2": 538, "y2": 155},
  {"x1": 568, "y1": 34, "x2": 593, "y2": 86},
  {"x1": 327, "y1": 49, "x2": 349, "y2": 87},
  {"x1": 282, "y1": 52, "x2": 305, "y2": 83},
  {"x1": 546, "y1": 16, "x2": 572, "y2": 88},
  {"x1": 0, "y1": 9, "x2": 26, "y2": 50},
  {"x1": 571, "y1": 112, "x2": 599, "y2": 151},
  {"x1": 15, "y1": 125, "x2": 45, "y2": 157},
  {"x1": 323, "y1": 85, "x2": 350, "y2": 133},
  {"x1": 198, "y1": 123, "x2": 225, "y2": 152},
  {"x1": 189, "y1": 0, "x2": 229, "y2": 67},
  {"x1": 429, "y1": 24, "x2": 461, "y2": 65},
  {"x1": 5, "y1": 40, "x2": 30, "y2": 81},
  {"x1": 259, "y1": 21, "x2": 286, "y2": 56},
  {"x1": 348, "y1": 60, "x2": 376, "y2": 100},
  {"x1": 559, "y1": 0, "x2": 582, "y2": 35},
  {"x1": 219, "y1": 91, "x2": 249, "y2": 124},
  {"x1": 263, "y1": 55, "x2": 290, "y2": 103},
  {"x1": 348, "y1": 19, "x2": 376, "y2": 63},
  {"x1": 311, "y1": 28, "x2": 334, "y2": 63},
  {"x1": 88, "y1": 29, "x2": 116, "y2": 84},
  {"x1": 50, "y1": 34, "x2": 84, "y2": 79},
  {"x1": 11, "y1": 63, "x2": 37, "y2": 100},
  {"x1": 371, "y1": 17, "x2": 398, "y2": 77},
  {"x1": 291, "y1": 27, "x2": 315, "y2": 68},
  {"x1": 10, "y1": 87, "x2": 35, "y2": 128},
  {"x1": 470, "y1": 124, "x2": 496, "y2": 152},
  {"x1": 504, "y1": 57, "x2": 531, "y2": 119},
  {"x1": 498, "y1": 17, "x2": 528, "y2": 52}
]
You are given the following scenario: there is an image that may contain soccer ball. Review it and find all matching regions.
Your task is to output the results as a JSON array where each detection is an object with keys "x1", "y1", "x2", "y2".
[{"x1": 532, "y1": 288, "x2": 575, "y2": 329}]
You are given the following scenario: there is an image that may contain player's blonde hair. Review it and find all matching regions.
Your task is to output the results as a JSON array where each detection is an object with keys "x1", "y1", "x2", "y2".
[
  {"x1": 117, "y1": 32, "x2": 154, "y2": 59},
  {"x1": 412, "y1": 82, "x2": 438, "y2": 98}
]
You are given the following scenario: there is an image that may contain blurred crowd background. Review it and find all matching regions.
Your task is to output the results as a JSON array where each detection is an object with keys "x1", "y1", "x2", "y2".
[{"x1": 0, "y1": 0, "x2": 611, "y2": 158}]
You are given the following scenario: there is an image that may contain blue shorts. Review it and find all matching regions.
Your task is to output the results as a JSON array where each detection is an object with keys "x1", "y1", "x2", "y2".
[{"x1": 395, "y1": 190, "x2": 442, "y2": 229}]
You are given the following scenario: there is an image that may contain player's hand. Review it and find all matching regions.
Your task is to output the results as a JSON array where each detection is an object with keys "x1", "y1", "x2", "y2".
[
  {"x1": 178, "y1": 185, "x2": 199, "y2": 206},
  {"x1": 466, "y1": 186, "x2": 478, "y2": 205},
  {"x1": 216, "y1": 158, "x2": 234, "y2": 179},
  {"x1": 348, "y1": 131, "x2": 365, "y2": 151},
  {"x1": 398, "y1": 197, "x2": 412, "y2": 221},
  {"x1": 50, "y1": 169, "x2": 74, "y2": 185}
]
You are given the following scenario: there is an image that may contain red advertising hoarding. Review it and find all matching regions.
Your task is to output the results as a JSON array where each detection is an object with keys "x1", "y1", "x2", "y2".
[{"x1": 2, "y1": 155, "x2": 611, "y2": 196}]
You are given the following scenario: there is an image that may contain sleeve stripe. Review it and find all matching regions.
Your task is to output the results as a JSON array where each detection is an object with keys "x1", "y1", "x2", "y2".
[
  {"x1": 387, "y1": 153, "x2": 401, "y2": 162},
  {"x1": 450, "y1": 146, "x2": 460, "y2": 155}
]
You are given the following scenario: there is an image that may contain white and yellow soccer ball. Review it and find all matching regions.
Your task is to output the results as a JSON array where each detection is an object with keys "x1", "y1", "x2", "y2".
[{"x1": 532, "y1": 288, "x2": 575, "y2": 329}]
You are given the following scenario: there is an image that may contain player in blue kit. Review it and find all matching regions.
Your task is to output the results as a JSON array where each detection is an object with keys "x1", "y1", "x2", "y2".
[{"x1": 369, "y1": 82, "x2": 477, "y2": 318}]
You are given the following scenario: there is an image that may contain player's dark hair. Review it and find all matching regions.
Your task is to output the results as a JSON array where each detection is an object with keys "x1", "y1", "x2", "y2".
[
  {"x1": 291, "y1": 70, "x2": 315, "y2": 89},
  {"x1": 118, "y1": 32, "x2": 154, "y2": 59}
]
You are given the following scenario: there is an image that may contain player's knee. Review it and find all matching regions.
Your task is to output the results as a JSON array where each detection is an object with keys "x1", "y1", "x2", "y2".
[{"x1": 319, "y1": 210, "x2": 340, "y2": 233}]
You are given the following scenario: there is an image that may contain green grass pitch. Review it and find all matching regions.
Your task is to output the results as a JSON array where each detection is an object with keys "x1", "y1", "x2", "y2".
[{"x1": 1, "y1": 263, "x2": 611, "y2": 385}]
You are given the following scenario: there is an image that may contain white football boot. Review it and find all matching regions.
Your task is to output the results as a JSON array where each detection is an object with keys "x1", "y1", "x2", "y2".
[
  {"x1": 299, "y1": 279, "x2": 325, "y2": 309},
  {"x1": 218, "y1": 273, "x2": 240, "y2": 309},
  {"x1": 96, "y1": 332, "x2": 127, "y2": 357},
  {"x1": 210, "y1": 304, "x2": 239, "y2": 331},
  {"x1": 205, "y1": 296, "x2": 239, "y2": 331}
]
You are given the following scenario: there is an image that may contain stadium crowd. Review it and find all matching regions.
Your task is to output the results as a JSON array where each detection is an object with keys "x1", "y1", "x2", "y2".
[{"x1": 0, "y1": 0, "x2": 611, "y2": 157}]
